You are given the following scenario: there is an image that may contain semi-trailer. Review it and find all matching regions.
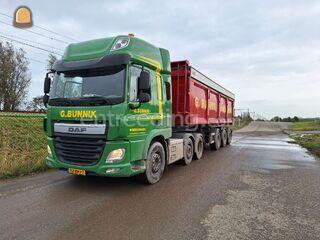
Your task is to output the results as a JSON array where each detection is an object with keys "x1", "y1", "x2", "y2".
[{"x1": 43, "y1": 35, "x2": 235, "y2": 184}]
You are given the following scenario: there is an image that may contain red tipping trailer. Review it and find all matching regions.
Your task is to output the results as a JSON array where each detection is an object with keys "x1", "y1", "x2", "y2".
[{"x1": 171, "y1": 60, "x2": 235, "y2": 127}]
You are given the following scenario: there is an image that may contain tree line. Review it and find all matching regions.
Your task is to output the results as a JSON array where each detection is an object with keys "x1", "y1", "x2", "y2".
[
  {"x1": 0, "y1": 41, "x2": 57, "y2": 112},
  {"x1": 271, "y1": 116, "x2": 300, "y2": 122}
]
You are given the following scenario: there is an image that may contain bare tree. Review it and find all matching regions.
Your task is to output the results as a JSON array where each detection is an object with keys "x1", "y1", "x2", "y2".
[
  {"x1": 47, "y1": 53, "x2": 57, "y2": 70},
  {"x1": 26, "y1": 95, "x2": 46, "y2": 112},
  {"x1": 24, "y1": 54, "x2": 57, "y2": 112},
  {"x1": 0, "y1": 42, "x2": 31, "y2": 111}
]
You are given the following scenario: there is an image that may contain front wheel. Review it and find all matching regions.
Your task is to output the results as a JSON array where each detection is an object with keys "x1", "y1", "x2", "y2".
[{"x1": 143, "y1": 142, "x2": 166, "y2": 184}]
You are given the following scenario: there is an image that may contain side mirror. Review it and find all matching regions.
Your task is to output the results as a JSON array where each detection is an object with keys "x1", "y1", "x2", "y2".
[
  {"x1": 138, "y1": 92, "x2": 151, "y2": 103},
  {"x1": 44, "y1": 76, "x2": 51, "y2": 94},
  {"x1": 43, "y1": 94, "x2": 49, "y2": 107},
  {"x1": 138, "y1": 71, "x2": 150, "y2": 91}
]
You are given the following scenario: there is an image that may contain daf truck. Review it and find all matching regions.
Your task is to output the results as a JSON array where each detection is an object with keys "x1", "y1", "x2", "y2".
[{"x1": 43, "y1": 35, "x2": 235, "y2": 184}]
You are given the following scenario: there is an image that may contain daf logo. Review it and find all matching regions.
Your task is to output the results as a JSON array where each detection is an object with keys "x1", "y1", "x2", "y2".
[
  {"x1": 54, "y1": 123, "x2": 106, "y2": 135},
  {"x1": 68, "y1": 127, "x2": 87, "y2": 133}
]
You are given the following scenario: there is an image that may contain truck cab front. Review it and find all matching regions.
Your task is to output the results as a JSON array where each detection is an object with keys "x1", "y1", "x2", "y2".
[{"x1": 44, "y1": 35, "x2": 172, "y2": 178}]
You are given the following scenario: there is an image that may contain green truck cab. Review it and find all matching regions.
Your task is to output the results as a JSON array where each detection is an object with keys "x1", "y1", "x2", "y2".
[{"x1": 44, "y1": 35, "x2": 174, "y2": 184}]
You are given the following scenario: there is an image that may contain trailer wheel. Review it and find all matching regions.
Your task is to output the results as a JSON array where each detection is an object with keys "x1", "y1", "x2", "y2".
[
  {"x1": 227, "y1": 128, "x2": 232, "y2": 145},
  {"x1": 193, "y1": 134, "x2": 204, "y2": 160},
  {"x1": 142, "y1": 142, "x2": 166, "y2": 184},
  {"x1": 210, "y1": 129, "x2": 221, "y2": 151},
  {"x1": 182, "y1": 137, "x2": 194, "y2": 165},
  {"x1": 221, "y1": 129, "x2": 227, "y2": 147}
]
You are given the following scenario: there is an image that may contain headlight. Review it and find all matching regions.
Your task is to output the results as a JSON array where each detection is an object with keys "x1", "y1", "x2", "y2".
[
  {"x1": 111, "y1": 37, "x2": 130, "y2": 51},
  {"x1": 106, "y1": 148, "x2": 125, "y2": 163},
  {"x1": 47, "y1": 145, "x2": 52, "y2": 156}
]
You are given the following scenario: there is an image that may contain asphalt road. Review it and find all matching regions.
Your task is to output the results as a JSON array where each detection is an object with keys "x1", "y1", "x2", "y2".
[{"x1": 1, "y1": 121, "x2": 320, "y2": 240}]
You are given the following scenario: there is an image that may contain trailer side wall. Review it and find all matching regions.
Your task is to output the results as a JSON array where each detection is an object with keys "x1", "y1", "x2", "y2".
[{"x1": 171, "y1": 60, "x2": 234, "y2": 126}]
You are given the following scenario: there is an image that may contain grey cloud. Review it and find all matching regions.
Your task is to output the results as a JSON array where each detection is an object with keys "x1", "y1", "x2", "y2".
[{"x1": 0, "y1": 0, "x2": 319, "y2": 118}]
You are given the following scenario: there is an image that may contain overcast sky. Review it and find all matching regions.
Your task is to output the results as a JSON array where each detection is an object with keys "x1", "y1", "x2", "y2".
[{"x1": 1, "y1": 0, "x2": 319, "y2": 118}]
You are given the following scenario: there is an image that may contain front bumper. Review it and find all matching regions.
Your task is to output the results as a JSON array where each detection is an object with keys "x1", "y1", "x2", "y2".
[{"x1": 45, "y1": 137, "x2": 145, "y2": 177}]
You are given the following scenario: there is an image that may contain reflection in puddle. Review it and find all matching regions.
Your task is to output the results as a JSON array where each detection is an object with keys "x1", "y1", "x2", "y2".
[
  {"x1": 234, "y1": 143, "x2": 299, "y2": 150},
  {"x1": 232, "y1": 134, "x2": 319, "y2": 173}
]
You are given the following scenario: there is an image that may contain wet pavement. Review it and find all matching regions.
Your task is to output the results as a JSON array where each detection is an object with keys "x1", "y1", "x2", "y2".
[{"x1": 0, "y1": 121, "x2": 319, "y2": 240}]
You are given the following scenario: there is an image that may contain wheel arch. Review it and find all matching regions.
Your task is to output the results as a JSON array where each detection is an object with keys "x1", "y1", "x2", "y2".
[{"x1": 142, "y1": 131, "x2": 168, "y2": 164}]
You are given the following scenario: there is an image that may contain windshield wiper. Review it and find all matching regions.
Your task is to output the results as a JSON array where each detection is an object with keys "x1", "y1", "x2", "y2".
[
  {"x1": 80, "y1": 96, "x2": 113, "y2": 106},
  {"x1": 49, "y1": 96, "x2": 117, "y2": 106},
  {"x1": 49, "y1": 98, "x2": 74, "y2": 106}
]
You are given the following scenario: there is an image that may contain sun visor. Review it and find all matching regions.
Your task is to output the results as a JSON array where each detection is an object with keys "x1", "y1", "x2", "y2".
[{"x1": 53, "y1": 54, "x2": 131, "y2": 72}]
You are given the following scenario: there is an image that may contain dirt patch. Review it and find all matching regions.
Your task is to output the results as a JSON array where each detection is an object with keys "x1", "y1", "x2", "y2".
[{"x1": 202, "y1": 171, "x2": 320, "y2": 240}]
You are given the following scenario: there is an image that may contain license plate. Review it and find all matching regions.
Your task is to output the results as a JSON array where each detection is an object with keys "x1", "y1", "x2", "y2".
[{"x1": 68, "y1": 168, "x2": 86, "y2": 176}]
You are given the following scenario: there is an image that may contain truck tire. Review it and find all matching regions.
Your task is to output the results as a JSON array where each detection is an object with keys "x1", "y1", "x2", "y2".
[
  {"x1": 193, "y1": 134, "x2": 204, "y2": 160},
  {"x1": 227, "y1": 128, "x2": 232, "y2": 145},
  {"x1": 143, "y1": 142, "x2": 166, "y2": 184},
  {"x1": 210, "y1": 129, "x2": 221, "y2": 151},
  {"x1": 182, "y1": 137, "x2": 194, "y2": 165},
  {"x1": 221, "y1": 129, "x2": 227, "y2": 147}
]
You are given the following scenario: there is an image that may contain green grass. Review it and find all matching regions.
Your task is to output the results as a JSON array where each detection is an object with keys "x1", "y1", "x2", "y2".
[
  {"x1": 233, "y1": 116, "x2": 253, "y2": 131},
  {"x1": 0, "y1": 114, "x2": 47, "y2": 179},
  {"x1": 291, "y1": 134, "x2": 320, "y2": 158},
  {"x1": 292, "y1": 121, "x2": 320, "y2": 131}
]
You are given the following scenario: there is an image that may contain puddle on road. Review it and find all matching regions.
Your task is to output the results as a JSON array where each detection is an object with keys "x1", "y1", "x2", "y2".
[
  {"x1": 234, "y1": 143, "x2": 299, "y2": 150},
  {"x1": 232, "y1": 134, "x2": 319, "y2": 173}
]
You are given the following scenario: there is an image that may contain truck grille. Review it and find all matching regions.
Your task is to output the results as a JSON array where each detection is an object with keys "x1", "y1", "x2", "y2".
[{"x1": 53, "y1": 134, "x2": 106, "y2": 165}]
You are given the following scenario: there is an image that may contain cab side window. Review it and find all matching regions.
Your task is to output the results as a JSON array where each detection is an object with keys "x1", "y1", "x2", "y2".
[
  {"x1": 130, "y1": 66, "x2": 142, "y2": 101},
  {"x1": 165, "y1": 82, "x2": 171, "y2": 100}
]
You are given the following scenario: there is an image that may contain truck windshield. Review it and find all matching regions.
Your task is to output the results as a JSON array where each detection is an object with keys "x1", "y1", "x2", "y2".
[{"x1": 49, "y1": 67, "x2": 126, "y2": 106}]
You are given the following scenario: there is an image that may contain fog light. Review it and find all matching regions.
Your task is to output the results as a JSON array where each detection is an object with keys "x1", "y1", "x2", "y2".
[
  {"x1": 46, "y1": 160, "x2": 53, "y2": 167},
  {"x1": 106, "y1": 168, "x2": 121, "y2": 174},
  {"x1": 106, "y1": 148, "x2": 125, "y2": 163},
  {"x1": 47, "y1": 145, "x2": 52, "y2": 156},
  {"x1": 131, "y1": 161, "x2": 146, "y2": 171}
]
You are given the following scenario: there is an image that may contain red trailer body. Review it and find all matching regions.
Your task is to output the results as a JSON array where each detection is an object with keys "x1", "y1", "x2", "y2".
[{"x1": 171, "y1": 60, "x2": 235, "y2": 126}]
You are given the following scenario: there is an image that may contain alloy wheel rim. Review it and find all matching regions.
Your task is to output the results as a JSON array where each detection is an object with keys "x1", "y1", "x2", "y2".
[{"x1": 151, "y1": 152, "x2": 162, "y2": 174}]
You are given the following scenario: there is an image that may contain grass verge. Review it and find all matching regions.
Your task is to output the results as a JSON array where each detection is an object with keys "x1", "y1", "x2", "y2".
[
  {"x1": 0, "y1": 114, "x2": 47, "y2": 179},
  {"x1": 291, "y1": 134, "x2": 320, "y2": 158},
  {"x1": 292, "y1": 121, "x2": 320, "y2": 131},
  {"x1": 233, "y1": 116, "x2": 253, "y2": 131}
]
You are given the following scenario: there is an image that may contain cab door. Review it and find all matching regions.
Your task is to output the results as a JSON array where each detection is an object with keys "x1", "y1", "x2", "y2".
[
  {"x1": 125, "y1": 65, "x2": 162, "y2": 137},
  {"x1": 124, "y1": 65, "x2": 162, "y2": 162}
]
